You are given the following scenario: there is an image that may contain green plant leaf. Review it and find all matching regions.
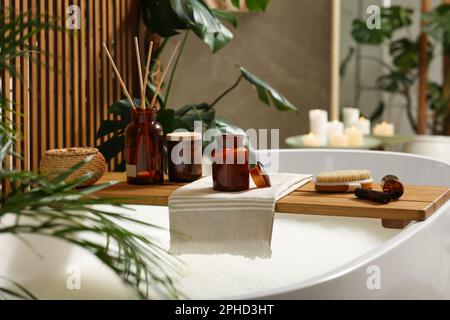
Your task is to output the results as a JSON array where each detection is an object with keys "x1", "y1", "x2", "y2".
[
  {"x1": 423, "y1": 4, "x2": 450, "y2": 53},
  {"x1": 352, "y1": 6, "x2": 413, "y2": 45},
  {"x1": 142, "y1": 0, "x2": 234, "y2": 52},
  {"x1": 156, "y1": 109, "x2": 190, "y2": 134},
  {"x1": 240, "y1": 66, "x2": 298, "y2": 112},
  {"x1": 390, "y1": 38, "x2": 419, "y2": 71},
  {"x1": 213, "y1": 118, "x2": 246, "y2": 135},
  {"x1": 389, "y1": 37, "x2": 432, "y2": 72},
  {"x1": 177, "y1": 104, "x2": 216, "y2": 129},
  {"x1": 97, "y1": 135, "x2": 126, "y2": 162},
  {"x1": 211, "y1": 9, "x2": 237, "y2": 28},
  {"x1": 170, "y1": 0, "x2": 233, "y2": 52},
  {"x1": 108, "y1": 99, "x2": 138, "y2": 122},
  {"x1": 428, "y1": 82, "x2": 449, "y2": 113},
  {"x1": 141, "y1": 0, "x2": 183, "y2": 37},
  {"x1": 0, "y1": 277, "x2": 37, "y2": 300},
  {"x1": 96, "y1": 120, "x2": 128, "y2": 139},
  {"x1": 231, "y1": 0, "x2": 240, "y2": 9}
]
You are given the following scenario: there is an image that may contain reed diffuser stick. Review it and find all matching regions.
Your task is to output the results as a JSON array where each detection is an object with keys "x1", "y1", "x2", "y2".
[
  {"x1": 102, "y1": 43, "x2": 136, "y2": 109},
  {"x1": 134, "y1": 37, "x2": 145, "y2": 109},
  {"x1": 149, "y1": 42, "x2": 180, "y2": 110},
  {"x1": 142, "y1": 41, "x2": 154, "y2": 110}
]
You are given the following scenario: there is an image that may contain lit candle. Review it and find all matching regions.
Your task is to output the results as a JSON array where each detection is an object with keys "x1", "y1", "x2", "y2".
[
  {"x1": 327, "y1": 120, "x2": 344, "y2": 140},
  {"x1": 357, "y1": 117, "x2": 371, "y2": 135},
  {"x1": 345, "y1": 126, "x2": 364, "y2": 147},
  {"x1": 373, "y1": 121, "x2": 395, "y2": 137},
  {"x1": 309, "y1": 109, "x2": 328, "y2": 146},
  {"x1": 303, "y1": 133, "x2": 322, "y2": 147},
  {"x1": 329, "y1": 133, "x2": 349, "y2": 147},
  {"x1": 343, "y1": 107, "x2": 360, "y2": 128}
]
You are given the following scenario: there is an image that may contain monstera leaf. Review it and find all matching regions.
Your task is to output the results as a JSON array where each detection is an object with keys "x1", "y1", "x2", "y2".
[
  {"x1": 141, "y1": 0, "x2": 184, "y2": 37},
  {"x1": 377, "y1": 71, "x2": 414, "y2": 93},
  {"x1": 389, "y1": 38, "x2": 433, "y2": 72},
  {"x1": 142, "y1": 0, "x2": 233, "y2": 52},
  {"x1": 240, "y1": 67, "x2": 298, "y2": 112},
  {"x1": 352, "y1": 6, "x2": 413, "y2": 45},
  {"x1": 142, "y1": 0, "x2": 272, "y2": 52},
  {"x1": 424, "y1": 4, "x2": 450, "y2": 52},
  {"x1": 172, "y1": 0, "x2": 233, "y2": 52}
]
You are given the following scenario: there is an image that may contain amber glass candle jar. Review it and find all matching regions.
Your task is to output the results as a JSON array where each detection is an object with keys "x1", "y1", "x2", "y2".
[
  {"x1": 125, "y1": 108, "x2": 164, "y2": 185},
  {"x1": 212, "y1": 133, "x2": 249, "y2": 192},
  {"x1": 167, "y1": 132, "x2": 203, "y2": 182}
]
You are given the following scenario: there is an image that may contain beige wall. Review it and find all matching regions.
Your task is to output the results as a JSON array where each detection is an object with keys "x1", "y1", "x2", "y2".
[{"x1": 165, "y1": 0, "x2": 332, "y2": 148}]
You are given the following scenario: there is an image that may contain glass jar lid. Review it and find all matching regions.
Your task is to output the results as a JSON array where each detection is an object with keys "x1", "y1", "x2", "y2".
[{"x1": 250, "y1": 162, "x2": 271, "y2": 189}]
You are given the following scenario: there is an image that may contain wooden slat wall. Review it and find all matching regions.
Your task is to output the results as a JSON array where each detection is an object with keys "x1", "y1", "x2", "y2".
[{"x1": 1, "y1": 0, "x2": 142, "y2": 173}]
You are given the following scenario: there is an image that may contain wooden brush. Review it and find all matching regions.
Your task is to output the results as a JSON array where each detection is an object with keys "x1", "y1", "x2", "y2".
[{"x1": 315, "y1": 170, "x2": 374, "y2": 193}]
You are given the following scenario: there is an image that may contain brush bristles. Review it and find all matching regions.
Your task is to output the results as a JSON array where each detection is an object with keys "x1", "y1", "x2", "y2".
[{"x1": 316, "y1": 170, "x2": 372, "y2": 183}]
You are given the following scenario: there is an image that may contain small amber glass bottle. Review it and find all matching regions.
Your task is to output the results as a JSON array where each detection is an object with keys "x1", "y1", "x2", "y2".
[
  {"x1": 125, "y1": 108, "x2": 164, "y2": 185},
  {"x1": 167, "y1": 132, "x2": 203, "y2": 182},
  {"x1": 212, "y1": 134, "x2": 249, "y2": 192},
  {"x1": 381, "y1": 175, "x2": 404, "y2": 200}
]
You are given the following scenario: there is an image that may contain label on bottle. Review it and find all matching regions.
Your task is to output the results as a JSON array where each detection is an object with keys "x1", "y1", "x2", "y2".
[{"x1": 126, "y1": 164, "x2": 137, "y2": 178}]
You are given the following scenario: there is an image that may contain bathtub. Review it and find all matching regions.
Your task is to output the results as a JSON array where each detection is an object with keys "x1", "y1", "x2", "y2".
[{"x1": 1, "y1": 150, "x2": 449, "y2": 300}]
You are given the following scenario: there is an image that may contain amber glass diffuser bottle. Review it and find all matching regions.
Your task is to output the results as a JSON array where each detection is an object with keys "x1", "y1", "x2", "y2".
[
  {"x1": 126, "y1": 108, "x2": 164, "y2": 185},
  {"x1": 212, "y1": 133, "x2": 249, "y2": 192}
]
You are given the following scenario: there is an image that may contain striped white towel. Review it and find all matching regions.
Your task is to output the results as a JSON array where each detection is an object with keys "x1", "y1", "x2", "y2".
[{"x1": 169, "y1": 173, "x2": 313, "y2": 257}]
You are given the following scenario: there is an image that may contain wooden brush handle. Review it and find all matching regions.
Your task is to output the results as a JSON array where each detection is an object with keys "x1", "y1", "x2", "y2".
[{"x1": 355, "y1": 188, "x2": 391, "y2": 204}]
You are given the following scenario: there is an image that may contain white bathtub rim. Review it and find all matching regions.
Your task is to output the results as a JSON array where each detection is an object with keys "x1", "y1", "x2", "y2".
[
  {"x1": 230, "y1": 200, "x2": 450, "y2": 300},
  {"x1": 258, "y1": 148, "x2": 450, "y2": 169}
]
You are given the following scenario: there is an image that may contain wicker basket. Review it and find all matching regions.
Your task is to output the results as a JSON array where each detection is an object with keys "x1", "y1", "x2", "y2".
[{"x1": 40, "y1": 147, "x2": 106, "y2": 187}]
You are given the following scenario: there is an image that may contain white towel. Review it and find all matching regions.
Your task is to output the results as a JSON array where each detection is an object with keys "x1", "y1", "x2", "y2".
[{"x1": 169, "y1": 173, "x2": 313, "y2": 257}]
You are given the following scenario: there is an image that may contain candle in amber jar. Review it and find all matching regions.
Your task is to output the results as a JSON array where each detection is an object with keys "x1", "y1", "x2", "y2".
[{"x1": 212, "y1": 134, "x2": 249, "y2": 192}]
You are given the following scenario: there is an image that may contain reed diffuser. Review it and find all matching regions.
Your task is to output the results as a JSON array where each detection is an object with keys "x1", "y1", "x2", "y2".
[{"x1": 103, "y1": 38, "x2": 179, "y2": 185}]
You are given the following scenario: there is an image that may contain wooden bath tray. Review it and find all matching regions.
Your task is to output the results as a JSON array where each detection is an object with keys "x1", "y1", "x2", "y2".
[{"x1": 94, "y1": 173, "x2": 450, "y2": 229}]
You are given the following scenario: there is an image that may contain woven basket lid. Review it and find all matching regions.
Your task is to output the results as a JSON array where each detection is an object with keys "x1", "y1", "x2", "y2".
[{"x1": 44, "y1": 147, "x2": 99, "y2": 157}]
